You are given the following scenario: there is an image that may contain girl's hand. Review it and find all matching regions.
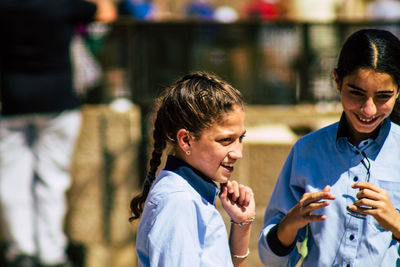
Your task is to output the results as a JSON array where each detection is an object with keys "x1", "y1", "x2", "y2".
[
  {"x1": 282, "y1": 185, "x2": 336, "y2": 232},
  {"x1": 219, "y1": 180, "x2": 255, "y2": 224},
  {"x1": 276, "y1": 185, "x2": 336, "y2": 247},
  {"x1": 347, "y1": 182, "x2": 400, "y2": 234}
]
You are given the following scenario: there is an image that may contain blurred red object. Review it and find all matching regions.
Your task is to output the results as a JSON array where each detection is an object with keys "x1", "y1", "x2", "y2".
[{"x1": 244, "y1": 0, "x2": 281, "y2": 20}]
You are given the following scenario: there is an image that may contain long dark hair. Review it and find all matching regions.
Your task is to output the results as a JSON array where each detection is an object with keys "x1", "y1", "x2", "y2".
[
  {"x1": 129, "y1": 71, "x2": 244, "y2": 221},
  {"x1": 335, "y1": 28, "x2": 400, "y2": 124},
  {"x1": 336, "y1": 28, "x2": 400, "y2": 85}
]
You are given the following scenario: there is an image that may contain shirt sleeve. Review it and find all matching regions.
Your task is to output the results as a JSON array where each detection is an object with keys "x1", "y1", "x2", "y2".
[
  {"x1": 258, "y1": 146, "x2": 304, "y2": 267},
  {"x1": 266, "y1": 224, "x2": 297, "y2": 256},
  {"x1": 147, "y1": 192, "x2": 203, "y2": 267}
]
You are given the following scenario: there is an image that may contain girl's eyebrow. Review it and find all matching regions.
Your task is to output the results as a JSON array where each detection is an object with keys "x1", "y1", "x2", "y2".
[
  {"x1": 347, "y1": 83, "x2": 395, "y2": 94},
  {"x1": 376, "y1": 90, "x2": 396, "y2": 94},
  {"x1": 347, "y1": 83, "x2": 366, "y2": 92}
]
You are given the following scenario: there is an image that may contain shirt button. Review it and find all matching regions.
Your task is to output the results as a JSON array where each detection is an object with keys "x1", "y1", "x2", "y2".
[
  {"x1": 353, "y1": 176, "x2": 358, "y2": 182},
  {"x1": 349, "y1": 234, "x2": 355, "y2": 240}
]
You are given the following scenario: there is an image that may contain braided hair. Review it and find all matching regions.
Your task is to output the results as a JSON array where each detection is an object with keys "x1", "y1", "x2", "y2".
[{"x1": 129, "y1": 71, "x2": 244, "y2": 221}]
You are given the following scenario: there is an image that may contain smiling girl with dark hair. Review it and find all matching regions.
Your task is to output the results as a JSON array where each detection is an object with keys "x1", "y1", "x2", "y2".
[{"x1": 259, "y1": 28, "x2": 400, "y2": 267}]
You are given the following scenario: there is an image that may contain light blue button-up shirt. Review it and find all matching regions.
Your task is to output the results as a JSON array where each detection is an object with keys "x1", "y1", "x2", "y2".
[
  {"x1": 136, "y1": 156, "x2": 233, "y2": 267},
  {"x1": 259, "y1": 116, "x2": 400, "y2": 267}
]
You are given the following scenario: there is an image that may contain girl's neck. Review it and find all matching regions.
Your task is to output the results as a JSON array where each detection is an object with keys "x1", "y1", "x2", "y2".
[{"x1": 347, "y1": 123, "x2": 381, "y2": 146}]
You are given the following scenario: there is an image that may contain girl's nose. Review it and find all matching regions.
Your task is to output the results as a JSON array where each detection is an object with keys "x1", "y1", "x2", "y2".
[
  {"x1": 229, "y1": 142, "x2": 243, "y2": 160},
  {"x1": 361, "y1": 97, "x2": 377, "y2": 117}
]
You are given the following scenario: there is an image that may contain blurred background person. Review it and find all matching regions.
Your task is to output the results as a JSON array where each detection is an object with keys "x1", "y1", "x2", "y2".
[{"x1": 0, "y1": 1, "x2": 116, "y2": 267}]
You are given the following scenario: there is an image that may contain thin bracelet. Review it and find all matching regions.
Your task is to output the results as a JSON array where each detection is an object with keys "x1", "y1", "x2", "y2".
[
  {"x1": 232, "y1": 248, "x2": 250, "y2": 259},
  {"x1": 231, "y1": 217, "x2": 255, "y2": 226}
]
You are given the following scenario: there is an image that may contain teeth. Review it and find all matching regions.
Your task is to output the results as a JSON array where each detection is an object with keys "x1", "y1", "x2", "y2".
[
  {"x1": 358, "y1": 116, "x2": 375, "y2": 122},
  {"x1": 222, "y1": 163, "x2": 234, "y2": 168}
]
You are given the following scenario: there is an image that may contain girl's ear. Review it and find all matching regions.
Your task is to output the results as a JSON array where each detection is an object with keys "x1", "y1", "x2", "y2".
[
  {"x1": 176, "y1": 129, "x2": 191, "y2": 152},
  {"x1": 333, "y1": 69, "x2": 341, "y2": 91}
]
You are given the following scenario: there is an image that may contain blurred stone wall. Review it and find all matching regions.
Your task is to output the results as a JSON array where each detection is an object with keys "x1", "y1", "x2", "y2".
[{"x1": 68, "y1": 104, "x2": 141, "y2": 267}]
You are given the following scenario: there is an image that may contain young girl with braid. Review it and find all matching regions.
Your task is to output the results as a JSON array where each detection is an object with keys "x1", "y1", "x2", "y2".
[{"x1": 130, "y1": 72, "x2": 255, "y2": 267}]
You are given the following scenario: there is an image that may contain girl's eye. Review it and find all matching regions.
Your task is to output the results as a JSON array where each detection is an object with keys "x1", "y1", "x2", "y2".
[
  {"x1": 376, "y1": 94, "x2": 392, "y2": 100},
  {"x1": 349, "y1": 90, "x2": 364, "y2": 96},
  {"x1": 219, "y1": 138, "x2": 232, "y2": 143},
  {"x1": 239, "y1": 134, "x2": 246, "y2": 142}
]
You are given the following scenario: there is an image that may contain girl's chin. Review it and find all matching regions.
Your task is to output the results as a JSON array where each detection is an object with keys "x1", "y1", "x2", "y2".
[
  {"x1": 211, "y1": 174, "x2": 230, "y2": 184},
  {"x1": 353, "y1": 124, "x2": 381, "y2": 138},
  {"x1": 356, "y1": 123, "x2": 379, "y2": 132}
]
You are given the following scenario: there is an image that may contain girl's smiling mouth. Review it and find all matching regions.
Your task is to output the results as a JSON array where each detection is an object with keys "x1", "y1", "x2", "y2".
[
  {"x1": 221, "y1": 162, "x2": 234, "y2": 172},
  {"x1": 356, "y1": 114, "x2": 379, "y2": 125}
]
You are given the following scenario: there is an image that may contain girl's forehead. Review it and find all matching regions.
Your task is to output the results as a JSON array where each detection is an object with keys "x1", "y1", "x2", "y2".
[
  {"x1": 215, "y1": 111, "x2": 244, "y2": 128},
  {"x1": 345, "y1": 68, "x2": 397, "y2": 89},
  {"x1": 198, "y1": 108, "x2": 245, "y2": 135},
  {"x1": 218, "y1": 107, "x2": 245, "y2": 123}
]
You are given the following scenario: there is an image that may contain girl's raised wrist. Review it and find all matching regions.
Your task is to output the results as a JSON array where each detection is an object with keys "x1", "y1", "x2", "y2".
[
  {"x1": 232, "y1": 248, "x2": 250, "y2": 259},
  {"x1": 231, "y1": 216, "x2": 255, "y2": 226}
]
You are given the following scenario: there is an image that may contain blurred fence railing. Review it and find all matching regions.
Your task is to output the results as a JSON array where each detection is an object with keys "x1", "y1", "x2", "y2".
[{"x1": 98, "y1": 19, "x2": 400, "y2": 107}]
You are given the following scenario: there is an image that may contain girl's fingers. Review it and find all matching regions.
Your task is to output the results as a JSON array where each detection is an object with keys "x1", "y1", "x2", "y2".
[
  {"x1": 222, "y1": 181, "x2": 255, "y2": 209},
  {"x1": 352, "y1": 182, "x2": 382, "y2": 193},
  {"x1": 223, "y1": 180, "x2": 233, "y2": 195},
  {"x1": 229, "y1": 180, "x2": 240, "y2": 202},
  {"x1": 301, "y1": 192, "x2": 335, "y2": 208},
  {"x1": 306, "y1": 201, "x2": 331, "y2": 211},
  {"x1": 297, "y1": 188, "x2": 336, "y2": 218},
  {"x1": 237, "y1": 185, "x2": 254, "y2": 207},
  {"x1": 244, "y1": 188, "x2": 253, "y2": 207},
  {"x1": 347, "y1": 204, "x2": 374, "y2": 215},
  {"x1": 353, "y1": 198, "x2": 377, "y2": 209},
  {"x1": 219, "y1": 184, "x2": 228, "y2": 201},
  {"x1": 356, "y1": 188, "x2": 381, "y2": 201},
  {"x1": 322, "y1": 185, "x2": 331, "y2": 192}
]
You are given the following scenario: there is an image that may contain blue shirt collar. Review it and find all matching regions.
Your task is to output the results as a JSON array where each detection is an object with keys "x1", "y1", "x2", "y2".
[
  {"x1": 336, "y1": 112, "x2": 391, "y2": 146},
  {"x1": 164, "y1": 155, "x2": 219, "y2": 205},
  {"x1": 336, "y1": 112, "x2": 391, "y2": 156}
]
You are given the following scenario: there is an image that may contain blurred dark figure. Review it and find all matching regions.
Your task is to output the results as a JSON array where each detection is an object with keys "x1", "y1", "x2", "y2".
[{"x1": 0, "y1": 1, "x2": 116, "y2": 267}]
